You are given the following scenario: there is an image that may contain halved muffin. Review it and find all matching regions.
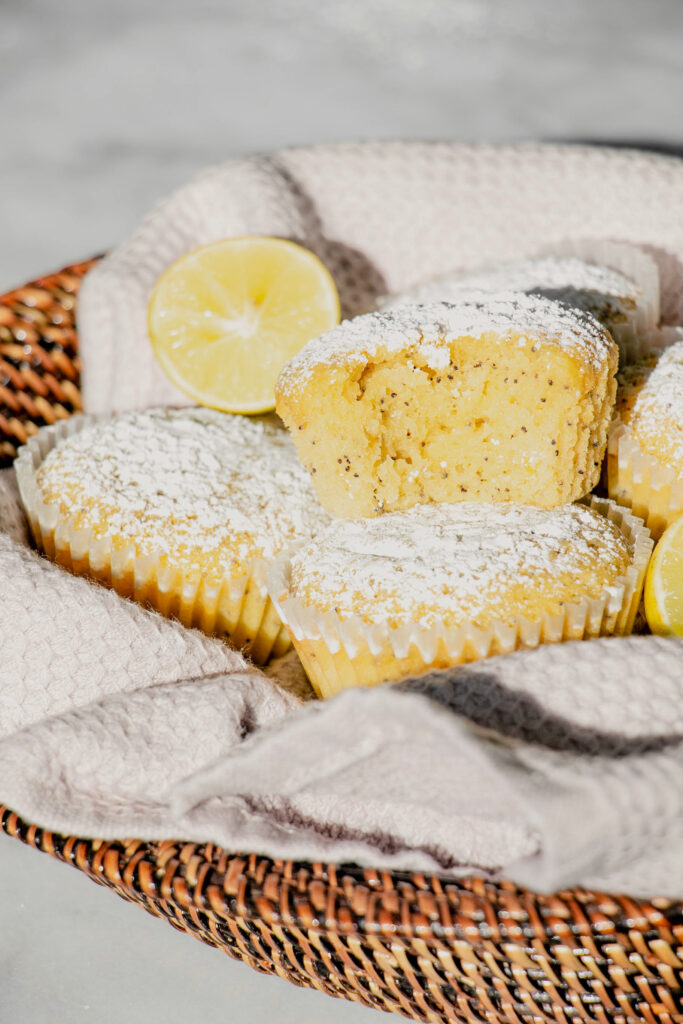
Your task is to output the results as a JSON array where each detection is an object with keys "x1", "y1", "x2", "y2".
[{"x1": 276, "y1": 296, "x2": 618, "y2": 518}]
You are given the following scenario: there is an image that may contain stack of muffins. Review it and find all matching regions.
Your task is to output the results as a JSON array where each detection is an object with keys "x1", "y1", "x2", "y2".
[{"x1": 16, "y1": 247, "x2": 681, "y2": 698}]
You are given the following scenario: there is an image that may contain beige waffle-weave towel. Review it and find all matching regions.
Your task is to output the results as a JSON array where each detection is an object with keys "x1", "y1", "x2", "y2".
[
  {"x1": 77, "y1": 141, "x2": 683, "y2": 414},
  {"x1": 1, "y1": 467, "x2": 682, "y2": 896},
  {"x1": 5, "y1": 142, "x2": 683, "y2": 896},
  {"x1": 174, "y1": 647, "x2": 683, "y2": 897},
  {"x1": 0, "y1": 467, "x2": 302, "y2": 826}
]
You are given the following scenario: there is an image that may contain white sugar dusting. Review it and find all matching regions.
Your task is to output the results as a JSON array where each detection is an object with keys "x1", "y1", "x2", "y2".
[
  {"x1": 380, "y1": 257, "x2": 641, "y2": 318},
  {"x1": 629, "y1": 340, "x2": 683, "y2": 465},
  {"x1": 37, "y1": 408, "x2": 330, "y2": 566},
  {"x1": 278, "y1": 294, "x2": 614, "y2": 395},
  {"x1": 290, "y1": 502, "x2": 629, "y2": 628}
]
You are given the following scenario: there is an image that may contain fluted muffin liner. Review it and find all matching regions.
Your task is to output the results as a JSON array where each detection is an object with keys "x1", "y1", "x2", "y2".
[
  {"x1": 15, "y1": 417, "x2": 291, "y2": 664},
  {"x1": 540, "y1": 238, "x2": 660, "y2": 365},
  {"x1": 266, "y1": 496, "x2": 653, "y2": 699},
  {"x1": 606, "y1": 326, "x2": 683, "y2": 540},
  {"x1": 607, "y1": 422, "x2": 683, "y2": 541}
]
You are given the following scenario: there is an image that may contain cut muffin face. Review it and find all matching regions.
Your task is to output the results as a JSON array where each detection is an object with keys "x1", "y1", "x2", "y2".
[{"x1": 276, "y1": 296, "x2": 618, "y2": 518}]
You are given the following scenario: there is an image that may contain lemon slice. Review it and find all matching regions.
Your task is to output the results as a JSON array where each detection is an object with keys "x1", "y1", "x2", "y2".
[
  {"x1": 148, "y1": 237, "x2": 340, "y2": 413},
  {"x1": 644, "y1": 515, "x2": 683, "y2": 636}
]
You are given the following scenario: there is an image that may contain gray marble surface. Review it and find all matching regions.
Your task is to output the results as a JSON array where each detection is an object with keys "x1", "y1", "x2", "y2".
[
  {"x1": 1, "y1": 1, "x2": 682, "y2": 1021},
  {"x1": 2, "y1": 0, "x2": 683, "y2": 291}
]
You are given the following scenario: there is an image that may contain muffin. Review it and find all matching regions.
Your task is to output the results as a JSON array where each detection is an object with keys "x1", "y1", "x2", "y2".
[
  {"x1": 16, "y1": 408, "x2": 330, "y2": 663},
  {"x1": 380, "y1": 250, "x2": 659, "y2": 365},
  {"x1": 267, "y1": 497, "x2": 652, "y2": 698},
  {"x1": 607, "y1": 333, "x2": 683, "y2": 539},
  {"x1": 276, "y1": 296, "x2": 618, "y2": 518}
]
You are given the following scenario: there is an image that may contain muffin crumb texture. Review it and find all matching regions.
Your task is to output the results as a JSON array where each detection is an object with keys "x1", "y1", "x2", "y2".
[{"x1": 276, "y1": 297, "x2": 618, "y2": 517}]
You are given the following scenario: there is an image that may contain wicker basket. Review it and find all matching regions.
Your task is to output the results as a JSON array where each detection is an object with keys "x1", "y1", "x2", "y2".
[{"x1": 1, "y1": 264, "x2": 682, "y2": 1024}]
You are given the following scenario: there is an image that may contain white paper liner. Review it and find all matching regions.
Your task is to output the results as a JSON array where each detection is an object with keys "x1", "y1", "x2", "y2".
[
  {"x1": 539, "y1": 239, "x2": 660, "y2": 365},
  {"x1": 14, "y1": 417, "x2": 291, "y2": 664},
  {"x1": 607, "y1": 424, "x2": 683, "y2": 542},
  {"x1": 266, "y1": 496, "x2": 653, "y2": 699}
]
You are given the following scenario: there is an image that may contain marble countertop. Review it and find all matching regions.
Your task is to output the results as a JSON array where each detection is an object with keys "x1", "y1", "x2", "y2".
[
  {"x1": 2, "y1": 1, "x2": 682, "y2": 1021},
  {"x1": 3, "y1": 0, "x2": 683, "y2": 292}
]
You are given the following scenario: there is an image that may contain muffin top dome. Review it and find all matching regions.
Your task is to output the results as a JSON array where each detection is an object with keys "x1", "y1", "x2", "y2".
[
  {"x1": 278, "y1": 294, "x2": 615, "y2": 396},
  {"x1": 288, "y1": 501, "x2": 631, "y2": 631},
  {"x1": 36, "y1": 408, "x2": 329, "y2": 582},
  {"x1": 381, "y1": 256, "x2": 641, "y2": 321}
]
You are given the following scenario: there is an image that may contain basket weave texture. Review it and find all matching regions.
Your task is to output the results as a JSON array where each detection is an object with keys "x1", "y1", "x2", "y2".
[
  {"x1": 0, "y1": 260, "x2": 96, "y2": 464},
  {"x1": 1, "y1": 265, "x2": 682, "y2": 1024}
]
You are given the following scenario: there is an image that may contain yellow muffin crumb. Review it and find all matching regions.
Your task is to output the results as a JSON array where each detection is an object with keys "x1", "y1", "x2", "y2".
[{"x1": 276, "y1": 296, "x2": 618, "y2": 518}]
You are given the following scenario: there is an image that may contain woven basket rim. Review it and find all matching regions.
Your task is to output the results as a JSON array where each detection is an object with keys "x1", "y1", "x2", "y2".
[{"x1": 2, "y1": 803, "x2": 679, "y2": 942}]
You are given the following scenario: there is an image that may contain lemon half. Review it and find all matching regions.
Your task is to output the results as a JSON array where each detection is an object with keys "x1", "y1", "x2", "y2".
[
  {"x1": 644, "y1": 515, "x2": 683, "y2": 636},
  {"x1": 148, "y1": 237, "x2": 340, "y2": 413}
]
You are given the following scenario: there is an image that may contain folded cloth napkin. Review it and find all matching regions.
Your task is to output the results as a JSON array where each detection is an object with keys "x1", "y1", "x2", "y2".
[
  {"x1": 5, "y1": 142, "x2": 683, "y2": 899},
  {"x1": 175, "y1": 649, "x2": 683, "y2": 896},
  {"x1": 1, "y1": 465, "x2": 682, "y2": 897}
]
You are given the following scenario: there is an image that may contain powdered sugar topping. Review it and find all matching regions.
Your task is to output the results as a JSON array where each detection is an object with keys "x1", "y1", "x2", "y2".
[
  {"x1": 289, "y1": 502, "x2": 630, "y2": 628},
  {"x1": 380, "y1": 257, "x2": 640, "y2": 316},
  {"x1": 37, "y1": 408, "x2": 329, "y2": 574},
  {"x1": 629, "y1": 340, "x2": 683, "y2": 467},
  {"x1": 278, "y1": 294, "x2": 614, "y2": 395}
]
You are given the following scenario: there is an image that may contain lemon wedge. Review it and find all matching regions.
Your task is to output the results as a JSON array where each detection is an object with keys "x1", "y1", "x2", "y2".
[
  {"x1": 148, "y1": 237, "x2": 340, "y2": 413},
  {"x1": 644, "y1": 515, "x2": 683, "y2": 636}
]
